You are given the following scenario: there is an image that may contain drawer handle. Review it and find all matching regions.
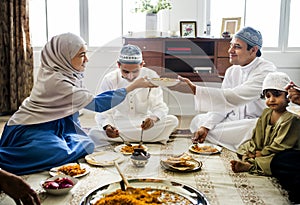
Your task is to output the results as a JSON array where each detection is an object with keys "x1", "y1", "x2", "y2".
[{"x1": 143, "y1": 46, "x2": 147, "y2": 50}]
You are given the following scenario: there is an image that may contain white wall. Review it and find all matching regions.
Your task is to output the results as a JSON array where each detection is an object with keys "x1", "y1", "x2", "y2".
[
  {"x1": 33, "y1": 49, "x2": 300, "y2": 116},
  {"x1": 32, "y1": 0, "x2": 300, "y2": 115}
]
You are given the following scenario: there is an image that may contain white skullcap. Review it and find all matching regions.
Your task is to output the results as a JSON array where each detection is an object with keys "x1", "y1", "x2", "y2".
[{"x1": 262, "y1": 72, "x2": 291, "y2": 92}]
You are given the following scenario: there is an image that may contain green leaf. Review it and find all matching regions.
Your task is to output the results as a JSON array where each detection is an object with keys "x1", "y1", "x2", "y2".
[{"x1": 134, "y1": 0, "x2": 172, "y2": 14}]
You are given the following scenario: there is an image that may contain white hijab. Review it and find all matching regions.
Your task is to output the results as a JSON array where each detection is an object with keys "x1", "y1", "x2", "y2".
[{"x1": 8, "y1": 33, "x2": 94, "y2": 125}]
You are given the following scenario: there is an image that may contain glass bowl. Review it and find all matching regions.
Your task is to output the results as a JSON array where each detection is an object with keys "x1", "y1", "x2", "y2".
[
  {"x1": 130, "y1": 157, "x2": 149, "y2": 167},
  {"x1": 130, "y1": 150, "x2": 150, "y2": 167}
]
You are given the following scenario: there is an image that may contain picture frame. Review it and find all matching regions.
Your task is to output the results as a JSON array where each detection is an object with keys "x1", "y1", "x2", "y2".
[
  {"x1": 180, "y1": 21, "x2": 197, "y2": 38},
  {"x1": 221, "y1": 17, "x2": 241, "y2": 37}
]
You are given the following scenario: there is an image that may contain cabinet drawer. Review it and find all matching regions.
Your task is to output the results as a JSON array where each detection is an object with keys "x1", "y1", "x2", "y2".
[
  {"x1": 144, "y1": 57, "x2": 163, "y2": 75},
  {"x1": 144, "y1": 57, "x2": 163, "y2": 67},
  {"x1": 216, "y1": 58, "x2": 231, "y2": 76},
  {"x1": 125, "y1": 39, "x2": 163, "y2": 57},
  {"x1": 217, "y1": 41, "x2": 230, "y2": 57}
]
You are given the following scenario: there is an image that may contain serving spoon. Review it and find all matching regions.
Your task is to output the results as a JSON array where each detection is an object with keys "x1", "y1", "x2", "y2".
[
  {"x1": 119, "y1": 135, "x2": 132, "y2": 147},
  {"x1": 114, "y1": 161, "x2": 131, "y2": 190},
  {"x1": 139, "y1": 121, "x2": 144, "y2": 147}
]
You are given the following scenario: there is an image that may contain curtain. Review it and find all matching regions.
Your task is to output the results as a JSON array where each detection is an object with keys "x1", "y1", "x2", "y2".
[{"x1": 0, "y1": 0, "x2": 33, "y2": 115}]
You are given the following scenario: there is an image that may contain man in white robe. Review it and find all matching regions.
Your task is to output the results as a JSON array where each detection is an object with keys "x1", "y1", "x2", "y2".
[
  {"x1": 89, "y1": 45, "x2": 178, "y2": 145},
  {"x1": 174, "y1": 27, "x2": 277, "y2": 151}
]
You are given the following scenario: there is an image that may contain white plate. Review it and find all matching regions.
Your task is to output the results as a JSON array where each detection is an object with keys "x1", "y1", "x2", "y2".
[
  {"x1": 160, "y1": 158, "x2": 202, "y2": 172},
  {"x1": 49, "y1": 163, "x2": 90, "y2": 178},
  {"x1": 114, "y1": 144, "x2": 148, "y2": 155},
  {"x1": 287, "y1": 103, "x2": 300, "y2": 116},
  {"x1": 85, "y1": 151, "x2": 125, "y2": 166},
  {"x1": 149, "y1": 78, "x2": 180, "y2": 87},
  {"x1": 189, "y1": 143, "x2": 222, "y2": 155}
]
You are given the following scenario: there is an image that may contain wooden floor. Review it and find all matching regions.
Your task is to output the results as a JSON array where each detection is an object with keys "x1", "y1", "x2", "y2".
[{"x1": 0, "y1": 110, "x2": 194, "y2": 134}]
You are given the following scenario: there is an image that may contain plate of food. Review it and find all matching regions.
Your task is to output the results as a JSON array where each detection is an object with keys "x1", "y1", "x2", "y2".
[
  {"x1": 287, "y1": 103, "x2": 300, "y2": 116},
  {"x1": 49, "y1": 163, "x2": 89, "y2": 178},
  {"x1": 149, "y1": 77, "x2": 180, "y2": 87},
  {"x1": 114, "y1": 144, "x2": 148, "y2": 155},
  {"x1": 85, "y1": 151, "x2": 125, "y2": 166},
  {"x1": 79, "y1": 178, "x2": 210, "y2": 205},
  {"x1": 160, "y1": 153, "x2": 202, "y2": 172},
  {"x1": 189, "y1": 143, "x2": 222, "y2": 155},
  {"x1": 40, "y1": 174, "x2": 78, "y2": 195}
]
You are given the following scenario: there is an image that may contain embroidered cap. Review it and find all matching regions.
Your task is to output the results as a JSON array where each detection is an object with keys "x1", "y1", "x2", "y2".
[
  {"x1": 262, "y1": 72, "x2": 291, "y2": 92},
  {"x1": 234, "y1": 27, "x2": 263, "y2": 49},
  {"x1": 118, "y1": 44, "x2": 143, "y2": 64}
]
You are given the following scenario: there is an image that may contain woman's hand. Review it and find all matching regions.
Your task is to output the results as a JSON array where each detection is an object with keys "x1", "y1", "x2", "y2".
[
  {"x1": 125, "y1": 77, "x2": 157, "y2": 93},
  {"x1": 192, "y1": 126, "x2": 209, "y2": 143}
]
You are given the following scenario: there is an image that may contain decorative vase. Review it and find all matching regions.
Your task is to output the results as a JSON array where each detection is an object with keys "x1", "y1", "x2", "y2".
[{"x1": 146, "y1": 13, "x2": 157, "y2": 37}]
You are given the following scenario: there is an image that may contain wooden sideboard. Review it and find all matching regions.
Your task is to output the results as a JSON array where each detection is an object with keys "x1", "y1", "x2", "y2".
[{"x1": 124, "y1": 37, "x2": 232, "y2": 82}]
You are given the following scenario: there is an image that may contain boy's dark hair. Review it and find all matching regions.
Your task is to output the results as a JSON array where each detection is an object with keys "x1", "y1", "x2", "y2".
[{"x1": 260, "y1": 89, "x2": 288, "y2": 99}]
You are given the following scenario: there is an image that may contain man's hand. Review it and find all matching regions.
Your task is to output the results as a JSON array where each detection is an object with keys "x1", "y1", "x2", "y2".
[
  {"x1": 104, "y1": 124, "x2": 119, "y2": 138},
  {"x1": 168, "y1": 76, "x2": 196, "y2": 95},
  {"x1": 192, "y1": 126, "x2": 209, "y2": 143},
  {"x1": 286, "y1": 82, "x2": 300, "y2": 105},
  {"x1": 0, "y1": 169, "x2": 41, "y2": 205}
]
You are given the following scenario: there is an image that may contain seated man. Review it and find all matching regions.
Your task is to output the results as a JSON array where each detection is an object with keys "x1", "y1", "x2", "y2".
[
  {"x1": 174, "y1": 27, "x2": 277, "y2": 151},
  {"x1": 89, "y1": 44, "x2": 178, "y2": 145}
]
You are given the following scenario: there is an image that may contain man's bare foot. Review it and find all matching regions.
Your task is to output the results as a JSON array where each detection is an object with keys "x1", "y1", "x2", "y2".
[{"x1": 230, "y1": 160, "x2": 252, "y2": 173}]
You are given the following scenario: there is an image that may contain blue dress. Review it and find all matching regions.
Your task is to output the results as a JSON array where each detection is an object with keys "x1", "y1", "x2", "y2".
[{"x1": 0, "y1": 89, "x2": 126, "y2": 175}]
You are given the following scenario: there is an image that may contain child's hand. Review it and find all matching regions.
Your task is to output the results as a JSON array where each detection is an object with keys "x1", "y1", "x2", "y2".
[
  {"x1": 246, "y1": 152, "x2": 256, "y2": 159},
  {"x1": 255, "y1": 150, "x2": 262, "y2": 157},
  {"x1": 192, "y1": 127, "x2": 209, "y2": 143},
  {"x1": 104, "y1": 125, "x2": 119, "y2": 138},
  {"x1": 141, "y1": 118, "x2": 154, "y2": 130}
]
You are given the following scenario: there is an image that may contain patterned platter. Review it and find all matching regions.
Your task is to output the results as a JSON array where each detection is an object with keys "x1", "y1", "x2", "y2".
[{"x1": 79, "y1": 178, "x2": 210, "y2": 205}]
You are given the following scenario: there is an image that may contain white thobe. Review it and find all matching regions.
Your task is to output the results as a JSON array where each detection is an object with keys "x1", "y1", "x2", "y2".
[
  {"x1": 190, "y1": 57, "x2": 277, "y2": 151},
  {"x1": 89, "y1": 67, "x2": 178, "y2": 145}
]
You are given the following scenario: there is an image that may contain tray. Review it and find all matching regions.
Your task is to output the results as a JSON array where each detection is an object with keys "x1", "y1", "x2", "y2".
[{"x1": 79, "y1": 178, "x2": 210, "y2": 205}]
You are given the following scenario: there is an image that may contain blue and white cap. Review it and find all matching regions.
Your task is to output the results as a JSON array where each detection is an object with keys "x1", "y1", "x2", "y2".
[
  {"x1": 234, "y1": 27, "x2": 263, "y2": 49},
  {"x1": 118, "y1": 44, "x2": 143, "y2": 64}
]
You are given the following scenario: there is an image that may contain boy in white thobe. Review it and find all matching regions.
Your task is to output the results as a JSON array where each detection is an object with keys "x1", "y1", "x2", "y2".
[{"x1": 89, "y1": 45, "x2": 178, "y2": 145}]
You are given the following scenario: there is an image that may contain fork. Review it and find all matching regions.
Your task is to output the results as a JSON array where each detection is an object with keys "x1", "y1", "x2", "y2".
[{"x1": 119, "y1": 135, "x2": 132, "y2": 147}]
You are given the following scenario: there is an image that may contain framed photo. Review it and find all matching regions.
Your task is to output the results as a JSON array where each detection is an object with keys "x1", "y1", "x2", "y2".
[
  {"x1": 221, "y1": 17, "x2": 241, "y2": 37},
  {"x1": 180, "y1": 21, "x2": 197, "y2": 38}
]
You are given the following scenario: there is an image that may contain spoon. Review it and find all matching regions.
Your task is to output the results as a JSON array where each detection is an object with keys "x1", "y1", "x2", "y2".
[
  {"x1": 139, "y1": 121, "x2": 144, "y2": 147},
  {"x1": 119, "y1": 135, "x2": 132, "y2": 147},
  {"x1": 292, "y1": 86, "x2": 300, "y2": 91},
  {"x1": 114, "y1": 161, "x2": 131, "y2": 190}
]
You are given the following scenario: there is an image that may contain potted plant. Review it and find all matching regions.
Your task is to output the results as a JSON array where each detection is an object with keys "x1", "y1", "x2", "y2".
[
  {"x1": 134, "y1": 0, "x2": 172, "y2": 14},
  {"x1": 134, "y1": 0, "x2": 172, "y2": 33}
]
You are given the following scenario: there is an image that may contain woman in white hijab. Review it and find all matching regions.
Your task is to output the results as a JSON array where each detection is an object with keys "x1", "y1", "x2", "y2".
[{"x1": 0, "y1": 33, "x2": 155, "y2": 175}]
